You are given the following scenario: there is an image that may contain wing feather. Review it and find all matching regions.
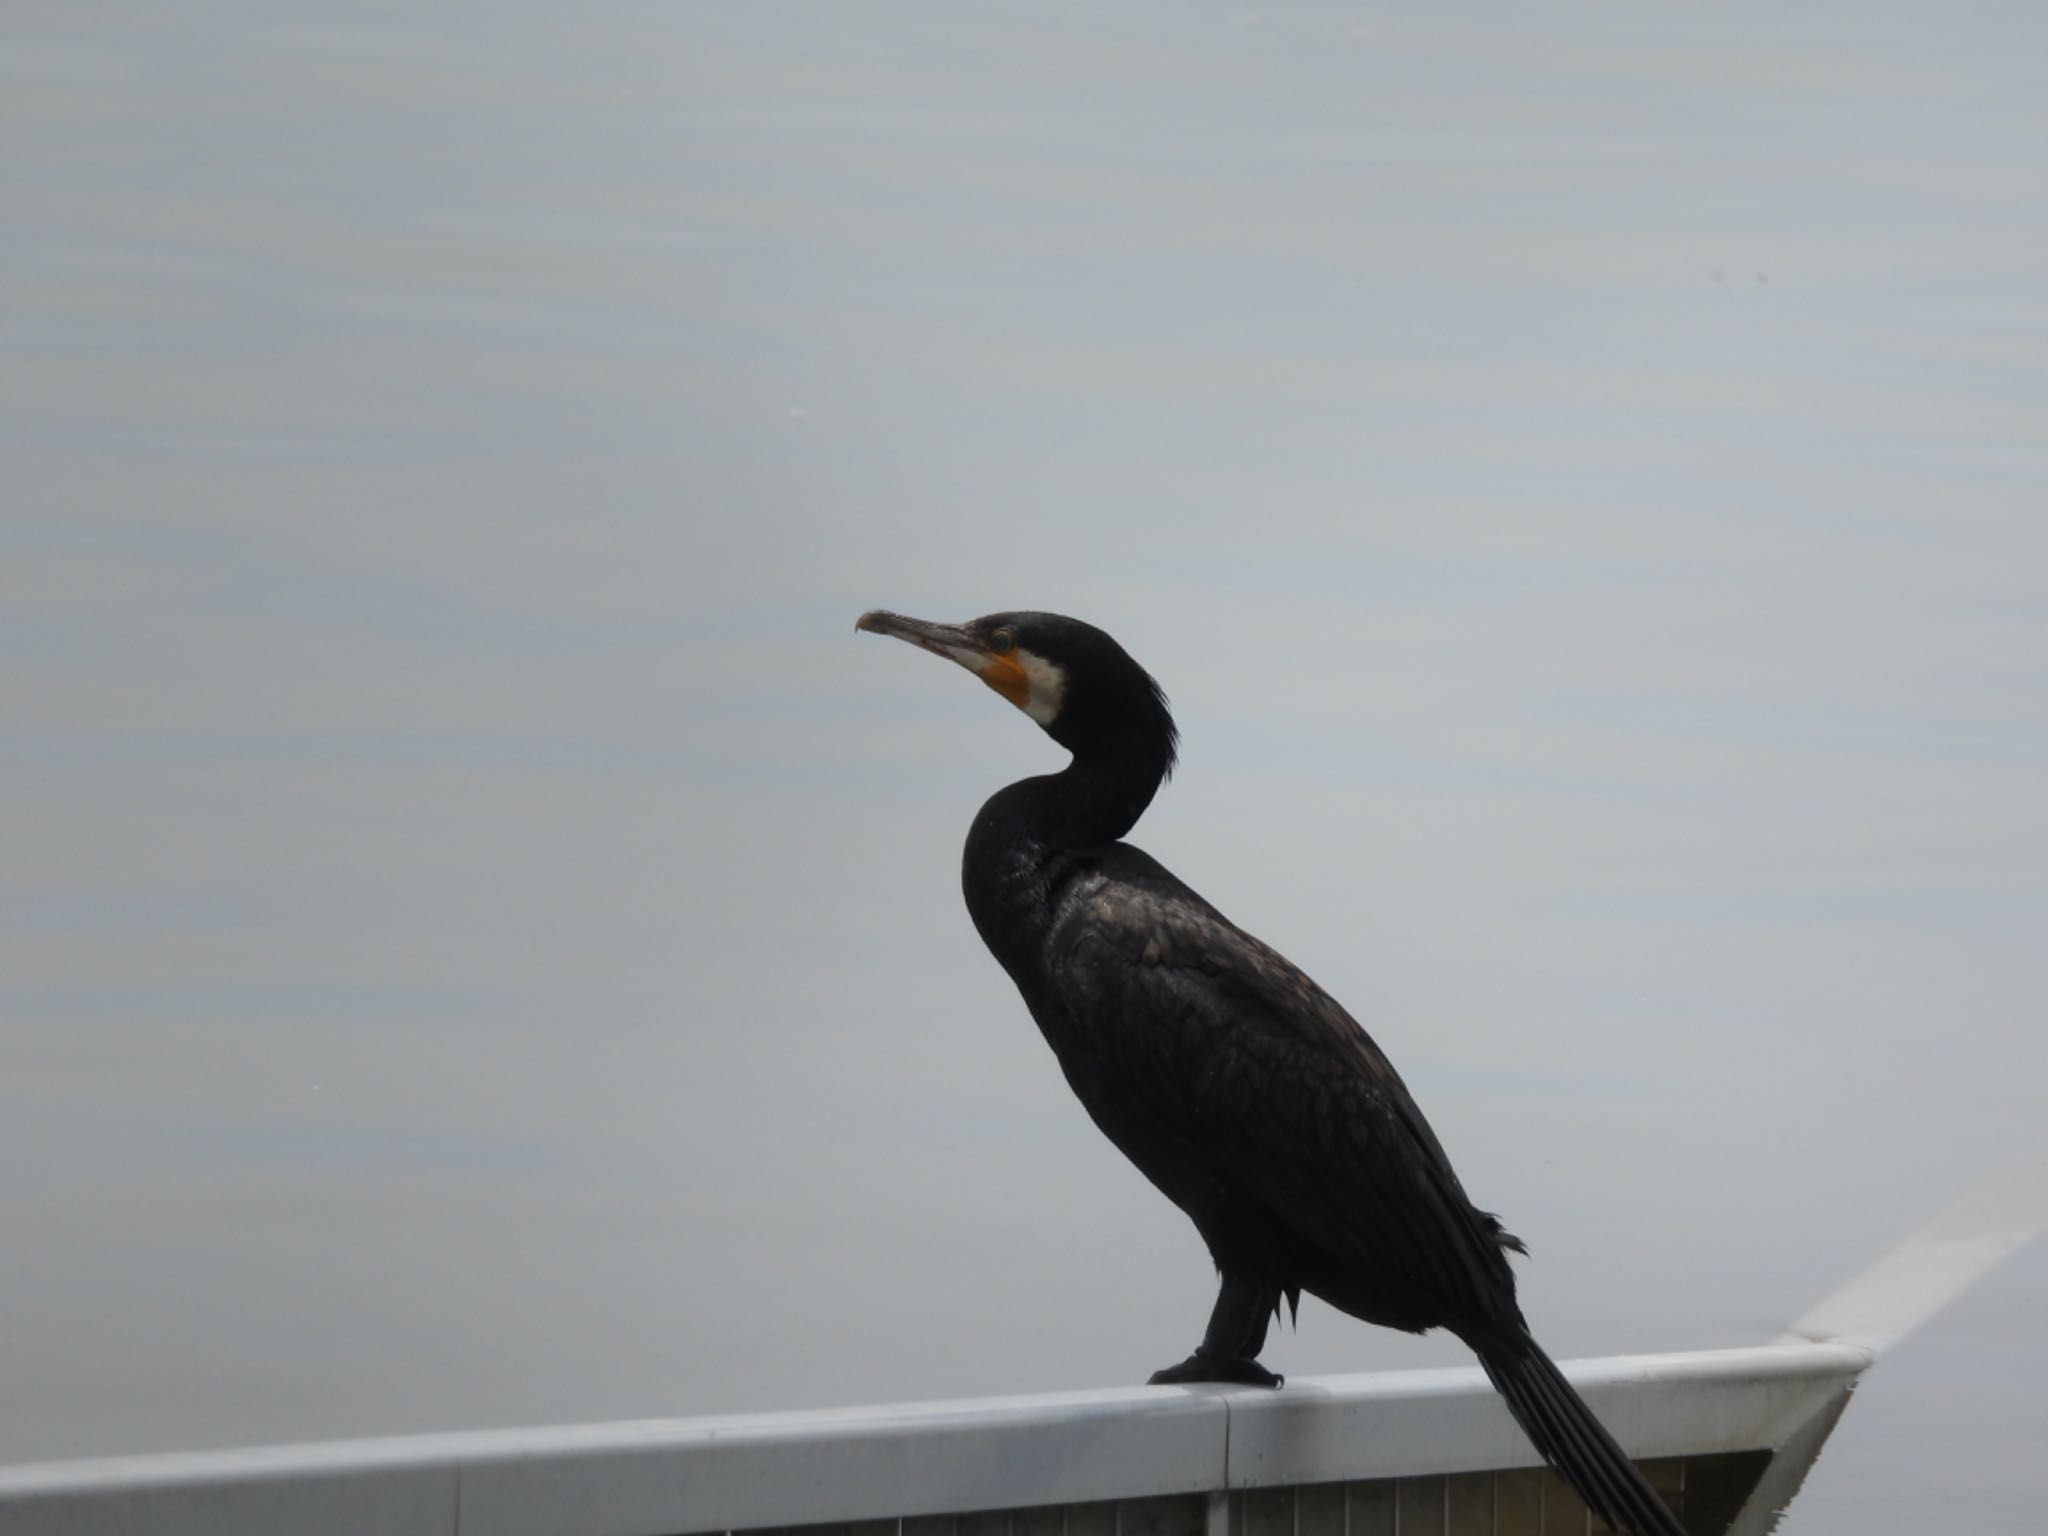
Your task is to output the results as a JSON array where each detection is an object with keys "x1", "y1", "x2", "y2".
[{"x1": 1048, "y1": 855, "x2": 1520, "y2": 1328}]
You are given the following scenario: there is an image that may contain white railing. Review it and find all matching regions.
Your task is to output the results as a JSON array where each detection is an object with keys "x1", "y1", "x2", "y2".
[
  {"x1": 0, "y1": 1196, "x2": 2029, "y2": 1536},
  {"x1": 0, "y1": 1342, "x2": 1870, "y2": 1536}
]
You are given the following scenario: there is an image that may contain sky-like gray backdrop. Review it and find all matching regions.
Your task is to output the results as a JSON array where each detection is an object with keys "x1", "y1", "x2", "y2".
[{"x1": 4, "y1": 3, "x2": 2045, "y2": 1530}]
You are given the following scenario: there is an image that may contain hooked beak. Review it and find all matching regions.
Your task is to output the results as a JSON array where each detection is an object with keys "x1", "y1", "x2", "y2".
[
  {"x1": 857, "y1": 608, "x2": 1037, "y2": 714},
  {"x1": 855, "y1": 609, "x2": 991, "y2": 673}
]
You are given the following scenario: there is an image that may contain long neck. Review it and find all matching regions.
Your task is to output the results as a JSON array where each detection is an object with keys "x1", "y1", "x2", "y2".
[{"x1": 960, "y1": 733, "x2": 1171, "y2": 973}]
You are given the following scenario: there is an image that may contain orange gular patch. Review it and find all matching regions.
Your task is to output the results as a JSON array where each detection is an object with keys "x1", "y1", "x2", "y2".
[{"x1": 976, "y1": 652, "x2": 1031, "y2": 710}]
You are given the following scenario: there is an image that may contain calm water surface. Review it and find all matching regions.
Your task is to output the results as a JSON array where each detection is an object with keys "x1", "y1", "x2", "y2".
[{"x1": 4, "y1": 4, "x2": 2045, "y2": 1530}]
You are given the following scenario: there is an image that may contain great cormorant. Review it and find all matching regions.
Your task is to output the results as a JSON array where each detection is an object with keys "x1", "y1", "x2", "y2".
[{"x1": 857, "y1": 608, "x2": 1685, "y2": 1536}]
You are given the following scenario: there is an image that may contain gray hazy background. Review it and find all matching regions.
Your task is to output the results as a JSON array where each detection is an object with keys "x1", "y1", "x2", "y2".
[{"x1": 4, "y1": 3, "x2": 2044, "y2": 1531}]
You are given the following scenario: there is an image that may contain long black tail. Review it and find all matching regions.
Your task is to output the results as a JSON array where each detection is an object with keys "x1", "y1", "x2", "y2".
[{"x1": 1473, "y1": 1336, "x2": 1686, "y2": 1536}]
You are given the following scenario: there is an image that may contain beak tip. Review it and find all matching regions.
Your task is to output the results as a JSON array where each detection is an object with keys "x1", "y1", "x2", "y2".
[{"x1": 854, "y1": 609, "x2": 976, "y2": 666}]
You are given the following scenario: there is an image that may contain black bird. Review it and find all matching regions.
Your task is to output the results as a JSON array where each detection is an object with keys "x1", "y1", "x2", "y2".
[{"x1": 856, "y1": 608, "x2": 1685, "y2": 1536}]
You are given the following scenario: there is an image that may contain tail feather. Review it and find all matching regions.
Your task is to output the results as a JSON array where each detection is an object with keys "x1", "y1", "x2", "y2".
[{"x1": 1475, "y1": 1338, "x2": 1686, "y2": 1536}]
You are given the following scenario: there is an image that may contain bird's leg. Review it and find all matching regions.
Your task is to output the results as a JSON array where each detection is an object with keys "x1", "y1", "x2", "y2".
[{"x1": 1147, "y1": 1274, "x2": 1284, "y2": 1387}]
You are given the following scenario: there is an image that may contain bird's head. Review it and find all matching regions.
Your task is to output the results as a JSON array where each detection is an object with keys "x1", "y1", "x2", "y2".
[{"x1": 856, "y1": 608, "x2": 1177, "y2": 775}]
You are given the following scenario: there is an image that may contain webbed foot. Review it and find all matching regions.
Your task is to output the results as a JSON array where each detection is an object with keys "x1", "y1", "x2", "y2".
[{"x1": 1147, "y1": 1350, "x2": 1284, "y2": 1388}]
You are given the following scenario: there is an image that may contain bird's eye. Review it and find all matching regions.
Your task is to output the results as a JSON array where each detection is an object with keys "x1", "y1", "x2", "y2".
[{"x1": 990, "y1": 629, "x2": 1016, "y2": 654}]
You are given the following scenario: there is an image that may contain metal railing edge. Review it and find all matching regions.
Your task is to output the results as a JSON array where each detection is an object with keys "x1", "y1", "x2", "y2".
[{"x1": 0, "y1": 1341, "x2": 1873, "y2": 1536}]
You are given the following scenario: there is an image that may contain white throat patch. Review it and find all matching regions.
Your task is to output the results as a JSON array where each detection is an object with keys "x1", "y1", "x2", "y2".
[{"x1": 1014, "y1": 648, "x2": 1067, "y2": 727}]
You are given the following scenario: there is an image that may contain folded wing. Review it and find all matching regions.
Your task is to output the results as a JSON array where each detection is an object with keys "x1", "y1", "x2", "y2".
[{"x1": 1048, "y1": 850, "x2": 1524, "y2": 1337}]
